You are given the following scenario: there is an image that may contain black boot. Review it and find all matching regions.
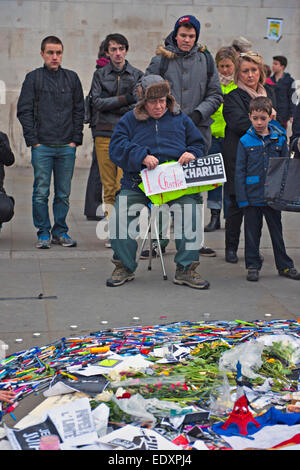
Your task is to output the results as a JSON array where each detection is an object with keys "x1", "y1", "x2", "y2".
[{"x1": 204, "y1": 209, "x2": 221, "y2": 232}]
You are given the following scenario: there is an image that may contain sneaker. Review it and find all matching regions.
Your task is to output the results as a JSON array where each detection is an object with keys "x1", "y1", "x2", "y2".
[
  {"x1": 106, "y1": 260, "x2": 135, "y2": 287},
  {"x1": 140, "y1": 245, "x2": 166, "y2": 259},
  {"x1": 36, "y1": 235, "x2": 51, "y2": 249},
  {"x1": 247, "y1": 268, "x2": 259, "y2": 282},
  {"x1": 279, "y1": 267, "x2": 300, "y2": 280},
  {"x1": 52, "y1": 234, "x2": 77, "y2": 247},
  {"x1": 173, "y1": 262, "x2": 210, "y2": 290},
  {"x1": 199, "y1": 246, "x2": 216, "y2": 257},
  {"x1": 225, "y1": 249, "x2": 238, "y2": 264}
]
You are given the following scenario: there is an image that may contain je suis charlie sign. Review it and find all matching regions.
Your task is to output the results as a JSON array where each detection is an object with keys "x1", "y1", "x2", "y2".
[{"x1": 141, "y1": 153, "x2": 226, "y2": 196}]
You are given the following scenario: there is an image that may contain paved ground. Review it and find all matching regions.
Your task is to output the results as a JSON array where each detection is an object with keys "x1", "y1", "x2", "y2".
[{"x1": 1, "y1": 165, "x2": 299, "y2": 358}]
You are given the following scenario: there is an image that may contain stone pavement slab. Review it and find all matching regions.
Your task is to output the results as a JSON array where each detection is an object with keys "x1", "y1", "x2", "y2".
[{"x1": 0, "y1": 166, "x2": 299, "y2": 357}]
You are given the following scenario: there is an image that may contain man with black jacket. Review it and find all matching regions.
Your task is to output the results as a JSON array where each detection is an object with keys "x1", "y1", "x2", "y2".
[
  {"x1": 271, "y1": 55, "x2": 295, "y2": 129},
  {"x1": 90, "y1": 33, "x2": 143, "y2": 223},
  {"x1": 0, "y1": 132, "x2": 15, "y2": 231},
  {"x1": 17, "y1": 36, "x2": 84, "y2": 249}
]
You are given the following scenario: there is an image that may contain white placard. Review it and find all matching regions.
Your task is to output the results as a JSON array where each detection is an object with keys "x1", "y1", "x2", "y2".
[
  {"x1": 141, "y1": 162, "x2": 187, "y2": 196},
  {"x1": 182, "y1": 153, "x2": 226, "y2": 187},
  {"x1": 47, "y1": 397, "x2": 98, "y2": 447}
]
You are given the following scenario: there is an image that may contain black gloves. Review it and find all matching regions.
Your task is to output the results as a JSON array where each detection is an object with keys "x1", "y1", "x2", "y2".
[
  {"x1": 189, "y1": 110, "x2": 202, "y2": 127},
  {"x1": 125, "y1": 93, "x2": 136, "y2": 105}
]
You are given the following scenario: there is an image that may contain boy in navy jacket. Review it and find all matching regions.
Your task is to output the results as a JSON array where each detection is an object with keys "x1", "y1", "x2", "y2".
[{"x1": 235, "y1": 96, "x2": 300, "y2": 281}]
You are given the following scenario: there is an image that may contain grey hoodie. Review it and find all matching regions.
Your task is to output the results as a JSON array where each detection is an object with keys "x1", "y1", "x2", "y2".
[{"x1": 144, "y1": 33, "x2": 223, "y2": 149}]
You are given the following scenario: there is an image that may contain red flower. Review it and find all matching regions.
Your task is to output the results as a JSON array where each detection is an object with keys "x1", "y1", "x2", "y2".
[{"x1": 117, "y1": 392, "x2": 131, "y2": 399}]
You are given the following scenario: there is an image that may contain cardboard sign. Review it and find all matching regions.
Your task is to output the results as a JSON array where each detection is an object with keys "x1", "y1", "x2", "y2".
[
  {"x1": 141, "y1": 162, "x2": 187, "y2": 196},
  {"x1": 182, "y1": 153, "x2": 226, "y2": 187},
  {"x1": 140, "y1": 154, "x2": 226, "y2": 196},
  {"x1": 47, "y1": 397, "x2": 98, "y2": 447}
]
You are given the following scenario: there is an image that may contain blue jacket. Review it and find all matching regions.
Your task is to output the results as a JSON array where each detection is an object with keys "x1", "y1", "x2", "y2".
[
  {"x1": 235, "y1": 122, "x2": 289, "y2": 207},
  {"x1": 109, "y1": 108, "x2": 206, "y2": 191},
  {"x1": 271, "y1": 72, "x2": 295, "y2": 124}
]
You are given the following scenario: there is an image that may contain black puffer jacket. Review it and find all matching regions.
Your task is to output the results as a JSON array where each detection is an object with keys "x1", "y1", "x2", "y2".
[
  {"x1": 223, "y1": 87, "x2": 276, "y2": 195},
  {"x1": 0, "y1": 132, "x2": 15, "y2": 193},
  {"x1": 90, "y1": 60, "x2": 143, "y2": 138},
  {"x1": 271, "y1": 72, "x2": 295, "y2": 125},
  {"x1": 17, "y1": 65, "x2": 84, "y2": 147}
]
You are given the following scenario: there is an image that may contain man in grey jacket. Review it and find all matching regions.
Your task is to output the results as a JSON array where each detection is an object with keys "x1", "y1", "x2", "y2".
[
  {"x1": 91, "y1": 33, "x2": 143, "y2": 224},
  {"x1": 145, "y1": 15, "x2": 223, "y2": 151},
  {"x1": 143, "y1": 15, "x2": 223, "y2": 258}
]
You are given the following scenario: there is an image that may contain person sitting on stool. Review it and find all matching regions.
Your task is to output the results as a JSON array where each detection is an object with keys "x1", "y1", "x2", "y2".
[{"x1": 106, "y1": 75, "x2": 210, "y2": 290}]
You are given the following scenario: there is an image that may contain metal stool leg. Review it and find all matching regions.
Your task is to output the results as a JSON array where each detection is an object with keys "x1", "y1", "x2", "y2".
[
  {"x1": 151, "y1": 206, "x2": 168, "y2": 280},
  {"x1": 136, "y1": 212, "x2": 152, "y2": 264},
  {"x1": 137, "y1": 205, "x2": 168, "y2": 280}
]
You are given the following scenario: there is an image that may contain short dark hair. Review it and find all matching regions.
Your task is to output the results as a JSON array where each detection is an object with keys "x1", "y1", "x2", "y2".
[
  {"x1": 41, "y1": 36, "x2": 63, "y2": 52},
  {"x1": 249, "y1": 96, "x2": 273, "y2": 116},
  {"x1": 41, "y1": 36, "x2": 64, "y2": 52},
  {"x1": 177, "y1": 22, "x2": 196, "y2": 32},
  {"x1": 103, "y1": 34, "x2": 129, "y2": 52},
  {"x1": 273, "y1": 55, "x2": 287, "y2": 68}
]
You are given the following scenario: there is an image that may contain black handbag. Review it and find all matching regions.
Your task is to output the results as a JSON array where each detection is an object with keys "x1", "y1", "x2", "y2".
[{"x1": 264, "y1": 154, "x2": 300, "y2": 212}]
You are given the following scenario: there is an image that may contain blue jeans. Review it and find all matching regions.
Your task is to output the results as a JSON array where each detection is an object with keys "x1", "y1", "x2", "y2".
[
  {"x1": 109, "y1": 190, "x2": 203, "y2": 273},
  {"x1": 31, "y1": 144, "x2": 76, "y2": 238}
]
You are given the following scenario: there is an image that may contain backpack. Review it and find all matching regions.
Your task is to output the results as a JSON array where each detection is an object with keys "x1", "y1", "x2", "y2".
[
  {"x1": 84, "y1": 87, "x2": 93, "y2": 125},
  {"x1": 159, "y1": 46, "x2": 214, "y2": 83}
]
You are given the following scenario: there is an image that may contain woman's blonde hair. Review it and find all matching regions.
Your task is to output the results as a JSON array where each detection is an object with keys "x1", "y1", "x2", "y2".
[
  {"x1": 215, "y1": 46, "x2": 238, "y2": 65},
  {"x1": 234, "y1": 51, "x2": 265, "y2": 86}
]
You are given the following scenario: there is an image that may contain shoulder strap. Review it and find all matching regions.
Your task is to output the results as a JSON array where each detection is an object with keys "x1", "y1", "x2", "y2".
[
  {"x1": 34, "y1": 68, "x2": 44, "y2": 100},
  {"x1": 198, "y1": 46, "x2": 214, "y2": 82},
  {"x1": 159, "y1": 46, "x2": 214, "y2": 82},
  {"x1": 33, "y1": 68, "x2": 44, "y2": 121}
]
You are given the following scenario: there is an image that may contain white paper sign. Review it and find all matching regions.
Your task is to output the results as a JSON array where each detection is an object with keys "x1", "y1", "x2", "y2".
[
  {"x1": 47, "y1": 397, "x2": 98, "y2": 447},
  {"x1": 99, "y1": 424, "x2": 180, "y2": 450},
  {"x1": 182, "y1": 153, "x2": 226, "y2": 187},
  {"x1": 141, "y1": 162, "x2": 187, "y2": 196}
]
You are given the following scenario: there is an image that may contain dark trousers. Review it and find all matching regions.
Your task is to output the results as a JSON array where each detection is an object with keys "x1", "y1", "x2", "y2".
[
  {"x1": 84, "y1": 145, "x2": 103, "y2": 218},
  {"x1": 244, "y1": 205, "x2": 294, "y2": 271},
  {"x1": 225, "y1": 195, "x2": 243, "y2": 252}
]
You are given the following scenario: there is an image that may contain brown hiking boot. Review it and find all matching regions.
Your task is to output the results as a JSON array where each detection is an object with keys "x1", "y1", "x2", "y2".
[
  {"x1": 106, "y1": 260, "x2": 135, "y2": 287},
  {"x1": 173, "y1": 262, "x2": 210, "y2": 290}
]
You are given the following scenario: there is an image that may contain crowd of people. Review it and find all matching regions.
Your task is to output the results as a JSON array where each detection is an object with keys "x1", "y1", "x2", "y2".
[{"x1": 1, "y1": 14, "x2": 300, "y2": 289}]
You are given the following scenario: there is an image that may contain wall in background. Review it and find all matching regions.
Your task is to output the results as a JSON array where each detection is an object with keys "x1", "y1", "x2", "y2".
[{"x1": 1, "y1": 0, "x2": 299, "y2": 166}]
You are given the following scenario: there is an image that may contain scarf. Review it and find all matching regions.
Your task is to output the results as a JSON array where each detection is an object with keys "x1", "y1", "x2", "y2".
[
  {"x1": 219, "y1": 73, "x2": 234, "y2": 86},
  {"x1": 96, "y1": 57, "x2": 110, "y2": 68},
  {"x1": 237, "y1": 79, "x2": 267, "y2": 99}
]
